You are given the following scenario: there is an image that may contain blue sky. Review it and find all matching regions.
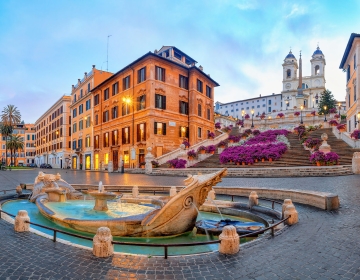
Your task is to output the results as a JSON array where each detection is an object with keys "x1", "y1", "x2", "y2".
[{"x1": 0, "y1": 0, "x2": 359, "y2": 122}]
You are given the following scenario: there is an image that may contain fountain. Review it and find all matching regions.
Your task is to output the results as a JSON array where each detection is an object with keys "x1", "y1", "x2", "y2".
[{"x1": 82, "y1": 182, "x2": 117, "y2": 211}]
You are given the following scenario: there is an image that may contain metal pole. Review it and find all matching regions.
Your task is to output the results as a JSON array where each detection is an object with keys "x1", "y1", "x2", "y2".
[
  {"x1": 53, "y1": 230, "x2": 57, "y2": 242},
  {"x1": 106, "y1": 35, "x2": 112, "y2": 72},
  {"x1": 164, "y1": 246, "x2": 168, "y2": 259},
  {"x1": 300, "y1": 110, "x2": 303, "y2": 124},
  {"x1": 251, "y1": 114, "x2": 254, "y2": 128}
]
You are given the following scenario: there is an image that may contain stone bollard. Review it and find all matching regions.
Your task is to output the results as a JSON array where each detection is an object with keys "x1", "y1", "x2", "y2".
[
  {"x1": 132, "y1": 186, "x2": 139, "y2": 198},
  {"x1": 352, "y1": 152, "x2": 360, "y2": 174},
  {"x1": 284, "y1": 205, "x2": 298, "y2": 225},
  {"x1": 207, "y1": 189, "x2": 216, "y2": 201},
  {"x1": 282, "y1": 199, "x2": 294, "y2": 218},
  {"x1": 16, "y1": 185, "x2": 23, "y2": 196},
  {"x1": 93, "y1": 227, "x2": 114, "y2": 258},
  {"x1": 219, "y1": 225, "x2": 240, "y2": 254},
  {"x1": 169, "y1": 186, "x2": 177, "y2": 197},
  {"x1": 248, "y1": 191, "x2": 258, "y2": 209},
  {"x1": 14, "y1": 210, "x2": 30, "y2": 232},
  {"x1": 145, "y1": 147, "x2": 155, "y2": 175}
]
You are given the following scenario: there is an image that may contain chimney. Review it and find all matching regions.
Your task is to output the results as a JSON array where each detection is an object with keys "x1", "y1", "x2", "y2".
[
  {"x1": 84, "y1": 72, "x2": 87, "y2": 78},
  {"x1": 72, "y1": 85, "x2": 75, "y2": 91},
  {"x1": 78, "y1": 79, "x2": 81, "y2": 84},
  {"x1": 199, "y1": 65, "x2": 203, "y2": 71},
  {"x1": 92, "y1": 65, "x2": 95, "y2": 69},
  {"x1": 154, "y1": 49, "x2": 158, "y2": 54}
]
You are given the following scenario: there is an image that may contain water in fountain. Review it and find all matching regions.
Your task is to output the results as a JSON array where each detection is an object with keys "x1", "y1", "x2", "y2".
[
  {"x1": 208, "y1": 198, "x2": 224, "y2": 220},
  {"x1": 53, "y1": 181, "x2": 59, "y2": 189},
  {"x1": 191, "y1": 202, "x2": 210, "y2": 241},
  {"x1": 98, "y1": 181, "x2": 103, "y2": 193},
  {"x1": 117, "y1": 195, "x2": 123, "y2": 211}
]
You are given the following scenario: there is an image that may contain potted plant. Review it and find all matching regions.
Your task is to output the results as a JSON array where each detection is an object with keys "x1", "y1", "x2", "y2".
[
  {"x1": 151, "y1": 160, "x2": 159, "y2": 168},
  {"x1": 329, "y1": 108, "x2": 337, "y2": 114},
  {"x1": 197, "y1": 145, "x2": 207, "y2": 154},
  {"x1": 351, "y1": 129, "x2": 360, "y2": 139},
  {"x1": 167, "y1": 159, "x2": 187, "y2": 168},
  {"x1": 228, "y1": 135, "x2": 239, "y2": 143},
  {"x1": 139, "y1": 162, "x2": 146, "y2": 169},
  {"x1": 236, "y1": 119, "x2": 244, "y2": 126},
  {"x1": 205, "y1": 145, "x2": 216, "y2": 154},
  {"x1": 222, "y1": 126, "x2": 232, "y2": 133},
  {"x1": 294, "y1": 112, "x2": 300, "y2": 117},
  {"x1": 244, "y1": 114, "x2": 250, "y2": 120},
  {"x1": 187, "y1": 150, "x2": 196, "y2": 160},
  {"x1": 310, "y1": 111, "x2": 316, "y2": 116},
  {"x1": 277, "y1": 113, "x2": 285, "y2": 118},
  {"x1": 215, "y1": 122, "x2": 221, "y2": 129},
  {"x1": 217, "y1": 140, "x2": 227, "y2": 149},
  {"x1": 325, "y1": 152, "x2": 339, "y2": 165},
  {"x1": 337, "y1": 124, "x2": 346, "y2": 132},
  {"x1": 208, "y1": 131, "x2": 216, "y2": 139},
  {"x1": 182, "y1": 140, "x2": 190, "y2": 149},
  {"x1": 309, "y1": 151, "x2": 326, "y2": 166},
  {"x1": 334, "y1": 114, "x2": 340, "y2": 119},
  {"x1": 329, "y1": 120, "x2": 339, "y2": 127}
]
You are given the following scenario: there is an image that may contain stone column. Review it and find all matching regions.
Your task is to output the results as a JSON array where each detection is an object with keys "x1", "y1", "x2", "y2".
[
  {"x1": 132, "y1": 186, "x2": 139, "y2": 198},
  {"x1": 248, "y1": 191, "x2": 258, "y2": 209},
  {"x1": 319, "y1": 133, "x2": 331, "y2": 154},
  {"x1": 16, "y1": 185, "x2": 22, "y2": 196},
  {"x1": 284, "y1": 205, "x2": 298, "y2": 225},
  {"x1": 169, "y1": 186, "x2": 177, "y2": 197},
  {"x1": 219, "y1": 225, "x2": 240, "y2": 254},
  {"x1": 93, "y1": 227, "x2": 114, "y2": 258},
  {"x1": 145, "y1": 147, "x2": 155, "y2": 175},
  {"x1": 14, "y1": 210, "x2": 30, "y2": 232},
  {"x1": 108, "y1": 161, "x2": 113, "y2": 173},
  {"x1": 282, "y1": 199, "x2": 294, "y2": 218},
  {"x1": 352, "y1": 152, "x2": 360, "y2": 174}
]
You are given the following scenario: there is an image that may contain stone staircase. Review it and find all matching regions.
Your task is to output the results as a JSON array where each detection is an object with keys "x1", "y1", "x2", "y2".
[{"x1": 308, "y1": 128, "x2": 360, "y2": 165}]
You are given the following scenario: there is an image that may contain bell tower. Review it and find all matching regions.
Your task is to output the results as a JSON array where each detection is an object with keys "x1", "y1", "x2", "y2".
[{"x1": 282, "y1": 50, "x2": 298, "y2": 110}]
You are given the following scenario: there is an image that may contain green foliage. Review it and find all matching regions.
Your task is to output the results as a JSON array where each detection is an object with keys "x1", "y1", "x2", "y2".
[
  {"x1": 318, "y1": 89, "x2": 337, "y2": 115},
  {"x1": 341, "y1": 114, "x2": 347, "y2": 120}
]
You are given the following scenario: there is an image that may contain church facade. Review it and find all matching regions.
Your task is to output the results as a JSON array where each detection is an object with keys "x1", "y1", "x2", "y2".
[{"x1": 281, "y1": 47, "x2": 326, "y2": 110}]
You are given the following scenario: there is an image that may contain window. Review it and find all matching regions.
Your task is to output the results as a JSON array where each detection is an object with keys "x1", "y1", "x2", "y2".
[
  {"x1": 85, "y1": 136, "x2": 90, "y2": 148},
  {"x1": 95, "y1": 115, "x2": 99, "y2": 125},
  {"x1": 122, "y1": 102, "x2": 130, "y2": 116},
  {"x1": 87, "y1": 83, "x2": 91, "y2": 93},
  {"x1": 112, "y1": 106, "x2": 118, "y2": 119},
  {"x1": 72, "y1": 140, "x2": 76, "y2": 150},
  {"x1": 137, "y1": 123, "x2": 146, "y2": 142},
  {"x1": 112, "y1": 82, "x2": 119, "y2": 96},
  {"x1": 137, "y1": 95, "x2": 146, "y2": 110},
  {"x1": 138, "y1": 67, "x2": 146, "y2": 83},
  {"x1": 78, "y1": 139, "x2": 83, "y2": 149},
  {"x1": 73, "y1": 123, "x2": 77, "y2": 133},
  {"x1": 206, "y1": 86, "x2": 211, "y2": 98},
  {"x1": 198, "y1": 104, "x2": 202, "y2": 117},
  {"x1": 315, "y1": 65, "x2": 320, "y2": 75},
  {"x1": 197, "y1": 127, "x2": 202, "y2": 138},
  {"x1": 123, "y1": 76, "x2": 131, "y2": 90},
  {"x1": 347, "y1": 65, "x2": 350, "y2": 82},
  {"x1": 154, "y1": 122, "x2": 166, "y2": 135},
  {"x1": 74, "y1": 94, "x2": 77, "y2": 103},
  {"x1": 155, "y1": 94, "x2": 166, "y2": 109},
  {"x1": 268, "y1": 107, "x2": 271, "y2": 112},
  {"x1": 94, "y1": 94, "x2": 99, "y2": 106},
  {"x1": 79, "y1": 104, "x2": 83, "y2": 114},
  {"x1": 103, "y1": 132, "x2": 109, "y2": 147},
  {"x1": 263, "y1": 104, "x2": 266, "y2": 107},
  {"x1": 179, "y1": 101, "x2": 189, "y2": 115},
  {"x1": 80, "y1": 89, "x2": 83, "y2": 98},
  {"x1": 355, "y1": 85, "x2": 357, "y2": 102},
  {"x1": 179, "y1": 75, "x2": 189, "y2": 89},
  {"x1": 111, "y1": 130, "x2": 118, "y2": 145},
  {"x1": 287, "y1": 69, "x2": 291, "y2": 78},
  {"x1": 155, "y1": 66, "x2": 165, "y2": 82},
  {"x1": 79, "y1": 120, "x2": 83, "y2": 130},
  {"x1": 207, "y1": 108, "x2": 211, "y2": 120},
  {"x1": 268, "y1": 100, "x2": 272, "y2": 105},
  {"x1": 349, "y1": 120, "x2": 351, "y2": 132},
  {"x1": 85, "y1": 99, "x2": 91, "y2": 110},
  {"x1": 103, "y1": 110, "x2": 109, "y2": 122},
  {"x1": 179, "y1": 126, "x2": 189, "y2": 138},
  {"x1": 197, "y1": 79, "x2": 203, "y2": 93},
  {"x1": 104, "y1": 88, "x2": 109, "y2": 100},
  {"x1": 122, "y1": 127, "x2": 130, "y2": 144},
  {"x1": 174, "y1": 50, "x2": 182, "y2": 60},
  {"x1": 257, "y1": 105, "x2": 260, "y2": 108},
  {"x1": 104, "y1": 153, "x2": 109, "y2": 164},
  {"x1": 94, "y1": 135, "x2": 99, "y2": 149},
  {"x1": 355, "y1": 54, "x2": 357, "y2": 70},
  {"x1": 85, "y1": 116, "x2": 91, "y2": 128},
  {"x1": 73, "y1": 108, "x2": 77, "y2": 118}
]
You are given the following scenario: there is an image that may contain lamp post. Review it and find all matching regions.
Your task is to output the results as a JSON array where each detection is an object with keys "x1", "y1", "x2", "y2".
[
  {"x1": 323, "y1": 105, "x2": 327, "y2": 122},
  {"x1": 286, "y1": 100, "x2": 289, "y2": 110},
  {"x1": 338, "y1": 102, "x2": 341, "y2": 116},
  {"x1": 241, "y1": 110, "x2": 245, "y2": 127},
  {"x1": 123, "y1": 97, "x2": 135, "y2": 168},
  {"x1": 251, "y1": 109, "x2": 254, "y2": 128},
  {"x1": 312, "y1": 98, "x2": 315, "y2": 108},
  {"x1": 300, "y1": 105, "x2": 304, "y2": 124},
  {"x1": 355, "y1": 112, "x2": 360, "y2": 129}
]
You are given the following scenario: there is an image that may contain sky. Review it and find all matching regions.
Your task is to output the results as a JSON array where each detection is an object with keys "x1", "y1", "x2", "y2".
[{"x1": 0, "y1": 0, "x2": 359, "y2": 123}]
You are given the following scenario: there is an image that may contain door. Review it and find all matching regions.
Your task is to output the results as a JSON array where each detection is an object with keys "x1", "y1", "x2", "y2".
[
  {"x1": 85, "y1": 155, "x2": 91, "y2": 170},
  {"x1": 113, "y1": 150, "x2": 118, "y2": 170},
  {"x1": 72, "y1": 156, "x2": 77, "y2": 169},
  {"x1": 139, "y1": 149, "x2": 145, "y2": 166},
  {"x1": 95, "y1": 154, "x2": 99, "y2": 170}
]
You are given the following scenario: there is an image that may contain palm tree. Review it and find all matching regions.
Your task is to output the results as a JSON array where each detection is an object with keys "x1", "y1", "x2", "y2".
[
  {"x1": 6, "y1": 134, "x2": 24, "y2": 166},
  {"x1": 1, "y1": 105, "x2": 21, "y2": 166}
]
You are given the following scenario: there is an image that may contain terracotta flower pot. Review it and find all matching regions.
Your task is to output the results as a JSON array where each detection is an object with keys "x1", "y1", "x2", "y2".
[
  {"x1": 316, "y1": 161, "x2": 321, "y2": 166},
  {"x1": 210, "y1": 151, "x2": 215, "y2": 155},
  {"x1": 236, "y1": 162, "x2": 240, "y2": 166},
  {"x1": 229, "y1": 140, "x2": 234, "y2": 143},
  {"x1": 242, "y1": 162, "x2": 245, "y2": 166},
  {"x1": 188, "y1": 156, "x2": 194, "y2": 161},
  {"x1": 199, "y1": 150, "x2": 205, "y2": 154},
  {"x1": 261, "y1": 158, "x2": 265, "y2": 162},
  {"x1": 255, "y1": 159, "x2": 258, "y2": 163},
  {"x1": 248, "y1": 163, "x2": 252, "y2": 165},
  {"x1": 269, "y1": 158, "x2": 273, "y2": 162},
  {"x1": 219, "y1": 145, "x2": 225, "y2": 149},
  {"x1": 141, "y1": 165, "x2": 145, "y2": 169}
]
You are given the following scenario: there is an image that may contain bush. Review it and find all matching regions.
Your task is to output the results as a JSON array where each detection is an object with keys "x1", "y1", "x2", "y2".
[
  {"x1": 351, "y1": 130, "x2": 360, "y2": 139},
  {"x1": 167, "y1": 159, "x2": 187, "y2": 168},
  {"x1": 329, "y1": 120, "x2": 339, "y2": 126},
  {"x1": 309, "y1": 151, "x2": 339, "y2": 165},
  {"x1": 228, "y1": 135, "x2": 240, "y2": 143},
  {"x1": 294, "y1": 112, "x2": 300, "y2": 116},
  {"x1": 222, "y1": 126, "x2": 232, "y2": 133},
  {"x1": 277, "y1": 113, "x2": 285, "y2": 118},
  {"x1": 215, "y1": 122, "x2": 221, "y2": 129},
  {"x1": 217, "y1": 140, "x2": 227, "y2": 147},
  {"x1": 208, "y1": 131, "x2": 215, "y2": 139},
  {"x1": 329, "y1": 108, "x2": 337, "y2": 114},
  {"x1": 236, "y1": 119, "x2": 244, "y2": 126},
  {"x1": 252, "y1": 129, "x2": 261, "y2": 136},
  {"x1": 303, "y1": 138, "x2": 322, "y2": 150},
  {"x1": 244, "y1": 114, "x2": 250, "y2": 119},
  {"x1": 337, "y1": 124, "x2": 346, "y2": 130}
]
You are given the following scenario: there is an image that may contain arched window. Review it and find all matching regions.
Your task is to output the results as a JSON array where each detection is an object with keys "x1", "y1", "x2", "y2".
[
  {"x1": 315, "y1": 65, "x2": 320, "y2": 75},
  {"x1": 302, "y1": 83, "x2": 309, "y2": 89},
  {"x1": 286, "y1": 69, "x2": 291, "y2": 78}
]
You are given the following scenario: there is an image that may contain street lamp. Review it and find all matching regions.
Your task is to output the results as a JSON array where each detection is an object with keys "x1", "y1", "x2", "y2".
[
  {"x1": 285, "y1": 100, "x2": 289, "y2": 110},
  {"x1": 251, "y1": 109, "x2": 255, "y2": 128},
  {"x1": 355, "y1": 112, "x2": 360, "y2": 129},
  {"x1": 338, "y1": 102, "x2": 341, "y2": 116},
  {"x1": 241, "y1": 110, "x2": 245, "y2": 127},
  {"x1": 323, "y1": 105, "x2": 327, "y2": 122},
  {"x1": 312, "y1": 98, "x2": 315, "y2": 108},
  {"x1": 300, "y1": 105, "x2": 304, "y2": 124},
  {"x1": 123, "y1": 96, "x2": 135, "y2": 168}
]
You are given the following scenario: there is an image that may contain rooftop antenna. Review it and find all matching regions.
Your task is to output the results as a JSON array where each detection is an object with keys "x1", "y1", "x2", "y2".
[{"x1": 107, "y1": 35, "x2": 112, "y2": 71}]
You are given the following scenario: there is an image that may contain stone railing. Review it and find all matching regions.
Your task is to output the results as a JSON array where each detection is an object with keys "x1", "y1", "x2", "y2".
[
  {"x1": 155, "y1": 130, "x2": 228, "y2": 165},
  {"x1": 332, "y1": 126, "x2": 360, "y2": 148}
]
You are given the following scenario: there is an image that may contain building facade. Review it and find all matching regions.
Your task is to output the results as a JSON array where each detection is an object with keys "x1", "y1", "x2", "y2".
[
  {"x1": 91, "y1": 46, "x2": 219, "y2": 170},
  {"x1": 215, "y1": 93, "x2": 282, "y2": 119},
  {"x1": 339, "y1": 33, "x2": 360, "y2": 132},
  {"x1": 0, "y1": 124, "x2": 27, "y2": 166},
  {"x1": 69, "y1": 66, "x2": 113, "y2": 170},
  {"x1": 35, "y1": 95, "x2": 71, "y2": 168},
  {"x1": 281, "y1": 48, "x2": 326, "y2": 110},
  {"x1": 24, "y1": 123, "x2": 36, "y2": 165}
]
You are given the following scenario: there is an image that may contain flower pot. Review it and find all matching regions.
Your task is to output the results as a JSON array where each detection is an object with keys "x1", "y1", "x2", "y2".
[
  {"x1": 242, "y1": 162, "x2": 245, "y2": 166},
  {"x1": 316, "y1": 161, "x2": 321, "y2": 166},
  {"x1": 339, "y1": 129, "x2": 346, "y2": 133},
  {"x1": 219, "y1": 145, "x2": 225, "y2": 149},
  {"x1": 269, "y1": 158, "x2": 273, "y2": 162},
  {"x1": 261, "y1": 158, "x2": 265, "y2": 162},
  {"x1": 229, "y1": 140, "x2": 234, "y2": 143},
  {"x1": 199, "y1": 150, "x2": 205, "y2": 154},
  {"x1": 141, "y1": 165, "x2": 145, "y2": 169},
  {"x1": 255, "y1": 159, "x2": 258, "y2": 163},
  {"x1": 210, "y1": 151, "x2": 215, "y2": 155},
  {"x1": 248, "y1": 163, "x2": 252, "y2": 166},
  {"x1": 236, "y1": 162, "x2": 240, "y2": 166},
  {"x1": 229, "y1": 160, "x2": 233, "y2": 163},
  {"x1": 188, "y1": 156, "x2": 194, "y2": 161}
]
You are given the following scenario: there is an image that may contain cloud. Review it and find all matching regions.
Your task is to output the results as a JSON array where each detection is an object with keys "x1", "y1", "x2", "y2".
[{"x1": 286, "y1": 4, "x2": 307, "y2": 18}]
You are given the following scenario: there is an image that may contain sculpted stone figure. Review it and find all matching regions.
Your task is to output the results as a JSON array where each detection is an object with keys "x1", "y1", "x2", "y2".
[
  {"x1": 14, "y1": 210, "x2": 30, "y2": 232},
  {"x1": 93, "y1": 227, "x2": 114, "y2": 257}
]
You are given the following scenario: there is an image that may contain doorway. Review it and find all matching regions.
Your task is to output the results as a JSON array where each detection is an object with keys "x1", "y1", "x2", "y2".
[
  {"x1": 95, "y1": 154, "x2": 99, "y2": 170},
  {"x1": 72, "y1": 156, "x2": 77, "y2": 169},
  {"x1": 139, "y1": 149, "x2": 145, "y2": 166},
  {"x1": 85, "y1": 155, "x2": 91, "y2": 170},
  {"x1": 113, "y1": 150, "x2": 118, "y2": 170}
]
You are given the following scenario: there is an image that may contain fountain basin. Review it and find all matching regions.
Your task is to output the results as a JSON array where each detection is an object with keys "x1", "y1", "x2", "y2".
[
  {"x1": 196, "y1": 219, "x2": 265, "y2": 236},
  {"x1": 82, "y1": 190, "x2": 117, "y2": 211}
]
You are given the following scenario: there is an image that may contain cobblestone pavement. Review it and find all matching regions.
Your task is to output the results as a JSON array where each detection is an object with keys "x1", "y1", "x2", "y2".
[{"x1": 1, "y1": 170, "x2": 360, "y2": 279}]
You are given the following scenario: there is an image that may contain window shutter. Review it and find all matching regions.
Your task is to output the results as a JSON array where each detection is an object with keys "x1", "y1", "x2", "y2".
[
  {"x1": 163, "y1": 123, "x2": 166, "y2": 135},
  {"x1": 179, "y1": 126, "x2": 182, "y2": 137},
  {"x1": 137, "y1": 124, "x2": 140, "y2": 142},
  {"x1": 143, "y1": 123, "x2": 146, "y2": 140},
  {"x1": 162, "y1": 68, "x2": 165, "y2": 82},
  {"x1": 162, "y1": 96, "x2": 166, "y2": 110},
  {"x1": 122, "y1": 103, "x2": 125, "y2": 116},
  {"x1": 155, "y1": 67, "x2": 158, "y2": 80},
  {"x1": 186, "y1": 102, "x2": 189, "y2": 115},
  {"x1": 154, "y1": 122, "x2": 157, "y2": 134},
  {"x1": 186, "y1": 127, "x2": 189, "y2": 138},
  {"x1": 137, "y1": 96, "x2": 140, "y2": 111},
  {"x1": 179, "y1": 101, "x2": 182, "y2": 113}
]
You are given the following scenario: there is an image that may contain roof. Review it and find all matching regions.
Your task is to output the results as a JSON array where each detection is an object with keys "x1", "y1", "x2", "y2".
[
  {"x1": 91, "y1": 52, "x2": 219, "y2": 92},
  {"x1": 312, "y1": 47, "x2": 323, "y2": 56},
  {"x1": 285, "y1": 51, "x2": 296, "y2": 59},
  {"x1": 157, "y1": 46, "x2": 197, "y2": 64},
  {"x1": 339, "y1": 33, "x2": 360, "y2": 69}
]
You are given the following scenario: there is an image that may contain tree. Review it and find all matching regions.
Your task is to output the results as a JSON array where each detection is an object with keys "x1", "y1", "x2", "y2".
[
  {"x1": 1, "y1": 105, "x2": 21, "y2": 166},
  {"x1": 6, "y1": 134, "x2": 24, "y2": 166},
  {"x1": 317, "y1": 89, "x2": 337, "y2": 115}
]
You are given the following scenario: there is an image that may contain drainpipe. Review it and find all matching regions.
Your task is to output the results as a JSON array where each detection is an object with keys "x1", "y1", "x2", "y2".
[
  {"x1": 188, "y1": 67, "x2": 190, "y2": 143},
  {"x1": 131, "y1": 67, "x2": 135, "y2": 168}
]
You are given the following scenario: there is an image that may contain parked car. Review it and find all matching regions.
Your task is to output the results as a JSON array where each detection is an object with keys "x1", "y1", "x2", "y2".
[
  {"x1": 29, "y1": 163, "x2": 37, "y2": 168},
  {"x1": 40, "y1": 163, "x2": 52, "y2": 169},
  {"x1": 45, "y1": 164, "x2": 52, "y2": 169}
]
